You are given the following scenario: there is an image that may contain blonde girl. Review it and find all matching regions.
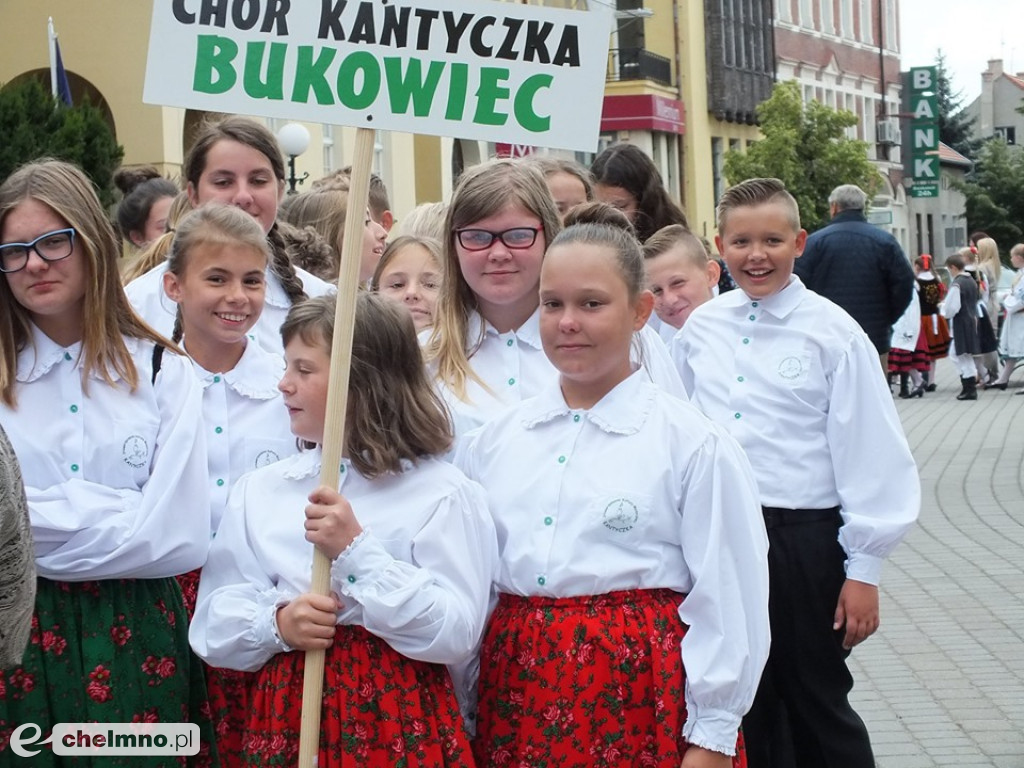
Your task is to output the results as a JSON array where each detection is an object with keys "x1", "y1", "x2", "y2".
[
  {"x1": 456, "y1": 222, "x2": 767, "y2": 768},
  {"x1": 0, "y1": 159, "x2": 214, "y2": 766},
  {"x1": 370, "y1": 234, "x2": 443, "y2": 331},
  {"x1": 190, "y1": 293, "x2": 496, "y2": 767}
]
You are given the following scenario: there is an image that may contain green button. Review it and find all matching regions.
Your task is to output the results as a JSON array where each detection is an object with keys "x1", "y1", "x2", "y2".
[
  {"x1": 507, "y1": 377, "x2": 515, "y2": 386},
  {"x1": 573, "y1": 414, "x2": 580, "y2": 422},
  {"x1": 537, "y1": 576, "x2": 546, "y2": 586},
  {"x1": 69, "y1": 404, "x2": 78, "y2": 413},
  {"x1": 70, "y1": 463, "x2": 79, "y2": 472},
  {"x1": 544, "y1": 516, "x2": 553, "y2": 526},
  {"x1": 347, "y1": 574, "x2": 356, "y2": 583},
  {"x1": 63, "y1": 352, "x2": 72, "y2": 361},
  {"x1": 737, "y1": 376, "x2": 745, "y2": 382},
  {"x1": 752, "y1": 302, "x2": 759, "y2": 307},
  {"x1": 749, "y1": 314, "x2": 756, "y2": 321},
  {"x1": 557, "y1": 455, "x2": 566, "y2": 464},
  {"x1": 339, "y1": 464, "x2": 346, "y2": 473},
  {"x1": 742, "y1": 338, "x2": 750, "y2": 344},
  {"x1": 734, "y1": 413, "x2": 741, "y2": 420},
  {"x1": 214, "y1": 426, "x2": 223, "y2": 434},
  {"x1": 216, "y1": 479, "x2": 225, "y2": 487},
  {"x1": 213, "y1": 375, "x2": 221, "y2": 383},
  {"x1": 506, "y1": 339, "x2": 514, "y2": 347}
]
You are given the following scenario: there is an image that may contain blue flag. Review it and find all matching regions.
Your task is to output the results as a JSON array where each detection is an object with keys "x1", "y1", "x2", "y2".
[{"x1": 54, "y1": 38, "x2": 72, "y2": 106}]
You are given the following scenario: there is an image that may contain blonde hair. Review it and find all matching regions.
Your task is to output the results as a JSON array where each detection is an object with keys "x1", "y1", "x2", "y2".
[
  {"x1": 165, "y1": 205, "x2": 271, "y2": 343},
  {"x1": 280, "y1": 293, "x2": 452, "y2": 476},
  {"x1": 717, "y1": 178, "x2": 801, "y2": 234},
  {"x1": 642, "y1": 224, "x2": 709, "y2": 268},
  {"x1": 120, "y1": 192, "x2": 191, "y2": 283},
  {"x1": 369, "y1": 235, "x2": 443, "y2": 292},
  {"x1": 398, "y1": 201, "x2": 448, "y2": 241},
  {"x1": 0, "y1": 160, "x2": 176, "y2": 407},
  {"x1": 974, "y1": 237, "x2": 1002, "y2": 285},
  {"x1": 279, "y1": 189, "x2": 349, "y2": 281},
  {"x1": 424, "y1": 158, "x2": 562, "y2": 401}
]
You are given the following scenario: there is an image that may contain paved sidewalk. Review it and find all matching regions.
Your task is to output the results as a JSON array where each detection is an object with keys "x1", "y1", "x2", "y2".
[{"x1": 849, "y1": 361, "x2": 1024, "y2": 768}]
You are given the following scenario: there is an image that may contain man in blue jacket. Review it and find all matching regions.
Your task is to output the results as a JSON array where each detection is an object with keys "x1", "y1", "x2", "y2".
[{"x1": 795, "y1": 185, "x2": 915, "y2": 374}]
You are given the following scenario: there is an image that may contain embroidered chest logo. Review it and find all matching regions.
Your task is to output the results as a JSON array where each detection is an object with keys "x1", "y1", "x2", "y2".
[
  {"x1": 254, "y1": 449, "x2": 280, "y2": 468},
  {"x1": 122, "y1": 435, "x2": 149, "y2": 468},
  {"x1": 777, "y1": 356, "x2": 804, "y2": 380},
  {"x1": 602, "y1": 498, "x2": 639, "y2": 532}
]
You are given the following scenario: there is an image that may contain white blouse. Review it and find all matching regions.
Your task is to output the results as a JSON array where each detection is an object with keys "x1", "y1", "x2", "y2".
[
  {"x1": 672, "y1": 276, "x2": 920, "y2": 586},
  {"x1": 454, "y1": 370, "x2": 769, "y2": 756},
  {"x1": 2, "y1": 324, "x2": 211, "y2": 580},
  {"x1": 125, "y1": 262, "x2": 334, "y2": 354},
  {"x1": 187, "y1": 339, "x2": 296, "y2": 531},
  {"x1": 429, "y1": 308, "x2": 686, "y2": 440},
  {"x1": 189, "y1": 450, "x2": 498, "y2": 675}
]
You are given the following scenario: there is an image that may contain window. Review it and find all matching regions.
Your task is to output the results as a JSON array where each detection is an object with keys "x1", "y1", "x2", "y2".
[
  {"x1": 712, "y1": 137, "x2": 725, "y2": 207},
  {"x1": 799, "y1": 0, "x2": 813, "y2": 28},
  {"x1": 777, "y1": 0, "x2": 792, "y2": 23},
  {"x1": 820, "y1": 0, "x2": 834, "y2": 34},
  {"x1": 322, "y1": 124, "x2": 335, "y2": 177},
  {"x1": 859, "y1": 0, "x2": 872, "y2": 43},
  {"x1": 994, "y1": 126, "x2": 1017, "y2": 145},
  {"x1": 840, "y1": 0, "x2": 853, "y2": 39}
]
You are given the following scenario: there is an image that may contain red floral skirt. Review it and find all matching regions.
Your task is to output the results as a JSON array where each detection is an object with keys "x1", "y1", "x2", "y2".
[
  {"x1": 474, "y1": 589, "x2": 746, "y2": 768},
  {"x1": 242, "y1": 624, "x2": 473, "y2": 767},
  {"x1": 179, "y1": 567, "x2": 253, "y2": 768}
]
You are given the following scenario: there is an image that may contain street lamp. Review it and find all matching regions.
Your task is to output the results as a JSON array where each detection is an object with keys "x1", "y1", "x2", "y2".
[{"x1": 277, "y1": 122, "x2": 310, "y2": 194}]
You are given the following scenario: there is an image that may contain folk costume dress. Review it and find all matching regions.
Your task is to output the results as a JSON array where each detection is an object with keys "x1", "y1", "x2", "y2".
[
  {"x1": 427, "y1": 307, "x2": 686, "y2": 442},
  {"x1": 125, "y1": 260, "x2": 333, "y2": 356},
  {"x1": 455, "y1": 370, "x2": 769, "y2": 768},
  {"x1": 998, "y1": 271, "x2": 1024, "y2": 359},
  {"x1": 179, "y1": 337, "x2": 298, "y2": 768},
  {"x1": 888, "y1": 283, "x2": 930, "y2": 374},
  {"x1": 916, "y1": 271, "x2": 951, "y2": 360},
  {"x1": 0, "y1": 324, "x2": 216, "y2": 767},
  {"x1": 189, "y1": 449, "x2": 498, "y2": 768}
]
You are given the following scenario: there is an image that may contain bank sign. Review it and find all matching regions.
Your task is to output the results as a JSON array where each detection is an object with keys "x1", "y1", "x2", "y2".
[
  {"x1": 907, "y1": 66, "x2": 939, "y2": 198},
  {"x1": 143, "y1": 0, "x2": 613, "y2": 152}
]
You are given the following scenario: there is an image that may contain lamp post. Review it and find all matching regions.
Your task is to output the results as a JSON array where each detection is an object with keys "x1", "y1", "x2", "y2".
[{"x1": 277, "y1": 122, "x2": 311, "y2": 194}]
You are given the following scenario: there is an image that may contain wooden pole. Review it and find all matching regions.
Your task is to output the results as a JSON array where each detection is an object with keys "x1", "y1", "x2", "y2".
[{"x1": 297, "y1": 126, "x2": 376, "y2": 768}]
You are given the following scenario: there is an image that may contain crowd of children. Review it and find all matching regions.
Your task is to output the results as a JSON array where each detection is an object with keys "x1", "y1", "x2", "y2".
[{"x1": 1, "y1": 121, "x2": 933, "y2": 768}]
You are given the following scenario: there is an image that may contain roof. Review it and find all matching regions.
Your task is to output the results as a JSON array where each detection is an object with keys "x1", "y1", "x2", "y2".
[
  {"x1": 938, "y1": 142, "x2": 972, "y2": 168},
  {"x1": 1004, "y1": 72, "x2": 1024, "y2": 91}
]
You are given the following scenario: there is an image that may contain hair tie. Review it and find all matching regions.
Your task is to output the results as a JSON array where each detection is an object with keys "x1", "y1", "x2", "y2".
[{"x1": 921, "y1": 254, "x2": 931, "y2": 270}]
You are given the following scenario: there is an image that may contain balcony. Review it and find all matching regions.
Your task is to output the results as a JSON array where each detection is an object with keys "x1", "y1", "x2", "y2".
[{"x1": 607, "y1": 48, "x2": 672, "y2": 86}]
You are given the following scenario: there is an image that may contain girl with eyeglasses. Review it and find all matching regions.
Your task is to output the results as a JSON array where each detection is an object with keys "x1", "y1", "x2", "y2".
[
  {"x1": 422, "y1": 158, "x2": 683, "y2": 441},
  {"x1": 0, "y1": 159, "x2": 216, "y2": 766}
]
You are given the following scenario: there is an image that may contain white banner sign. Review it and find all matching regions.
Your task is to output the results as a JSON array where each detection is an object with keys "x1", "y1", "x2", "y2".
[{"x1": 143, "y1": 0, "x2": 613, "y2": 152}]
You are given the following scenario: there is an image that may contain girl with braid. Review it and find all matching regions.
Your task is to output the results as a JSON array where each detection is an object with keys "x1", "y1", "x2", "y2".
[
  {"x1": 126, "y1": 116, "x2": 333, "y2": 354},
  {"x1": 162, "y1": 204, "x2": 297, "y2": 766}
]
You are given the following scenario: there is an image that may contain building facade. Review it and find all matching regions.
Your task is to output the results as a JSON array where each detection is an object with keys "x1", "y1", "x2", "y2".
[{"x1": 964, "y1": 59, "x2": 1024, "y2": 147}]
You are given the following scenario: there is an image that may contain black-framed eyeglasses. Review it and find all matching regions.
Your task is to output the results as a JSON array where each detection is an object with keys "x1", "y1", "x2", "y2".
[
  {"x1": 455, "y1": 227, "x2": 540, "y2": 252},
  {"x1": 0, "y1": 229, "x2": 76, "y2": 274}
]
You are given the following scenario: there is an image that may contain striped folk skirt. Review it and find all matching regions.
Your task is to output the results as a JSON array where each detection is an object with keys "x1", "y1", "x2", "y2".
[
  {"x1": 473, "y1": 589, "x2": 747, "y2": 768},
  {"x1": 242, "y1": 624, "x2": 474, "y2": 767}
]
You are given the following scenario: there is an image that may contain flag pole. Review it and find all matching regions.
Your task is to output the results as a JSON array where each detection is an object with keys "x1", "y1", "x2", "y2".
[
  {"x1": 47, "y1": 17, "x2": 58, "y2": 99},
  {"x1": 296, "y1": 125, "x2": 376, "y2": 768}
]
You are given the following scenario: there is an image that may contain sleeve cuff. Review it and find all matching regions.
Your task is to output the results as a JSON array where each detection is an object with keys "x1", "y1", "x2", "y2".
[
  {"x1": 255, "y1": 597, "x2": 294, "y2": 654},
  {"x1": 331, "y1": 531, "x2": 393, "y2": 598},
  {"x1": 844, "y1": 552, "x2": 883, "y2": 585},
  {"x1": 681, "y1": 704, "x2": 741, "y2": 757}
]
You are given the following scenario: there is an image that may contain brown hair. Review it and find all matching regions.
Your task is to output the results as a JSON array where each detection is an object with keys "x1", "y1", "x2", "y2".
[
  {"x1": 590, "y1": 143, "x2": 688, "y2": 241},
  {"x1": 279, "y1": 189, "x2": 349, "y2": 281},
  {"x1": 165, "y1": 205, "x2": 271, "y2": 343},
  {"x1": 369, "y1": 235, "x2": 443, "y2": 292},
  {"x1": 0, "y1": 159, "x2": 177, "y2": 407},
  {"x1": 642, "y1": 224, "x2": 708, "y2": 268},
  {"x1": 717, "y1": 178, "x2": 801, "y2": 233},
  {"x1": 548, "y1": 222, "x2": 646, "y2": 301},
  {"x1": 120, "y1": 191, "x2": 192, "y2": 283},
  {"x1": 562, "y1": 201, "x2": 635, "y2": 234},
  {"x1": 281, "y1": 293, "x2": 452, "y2": 476},
  {"x1": 183, "y1": 115, "x2": 307, "y2": 307},
  {"x1": 424, "y1": 158, "x2": 562, "y2": 401},
  {"x1": 113, "y1": 166, "x2": 178, "y2": 249},
  {"x1": 524, "y1": 156, "x2": 595, "y2": 210}
]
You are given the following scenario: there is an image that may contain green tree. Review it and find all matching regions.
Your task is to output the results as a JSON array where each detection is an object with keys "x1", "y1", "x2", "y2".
[
  {"x1": 956, "y1": 138, "x2": 1024, "y2": 253},
  {"x1": 0, "y1": 78, "x2": 123, "y2": 207},
  {"x1": 724, "y1": 81, "x2": 880, "y2": 233},
  {"x1": 934, "y1": 50, "x2": 980, "y2": 159}
]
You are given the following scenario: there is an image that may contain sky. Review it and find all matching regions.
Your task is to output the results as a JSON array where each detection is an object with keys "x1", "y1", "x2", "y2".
[{"x1": 899, "y1": 0, "x2": 1024, "y2": 105}]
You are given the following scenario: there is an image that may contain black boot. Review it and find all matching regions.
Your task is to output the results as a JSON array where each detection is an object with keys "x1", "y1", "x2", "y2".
[
  {"x1": 897, "y1": 373, "x2": 911, "y2": 398},
  {"x1": 923, "y1": 370, "x2": 937, "y2": 392},
  {"x1": 956, "y1": 376, "x2": 978, "y2": 400}
]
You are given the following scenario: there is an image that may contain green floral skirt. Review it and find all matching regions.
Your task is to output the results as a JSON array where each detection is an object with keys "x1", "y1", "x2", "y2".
[{"x1": 0, "y1": 577, "x2": 218, "y2": 766}]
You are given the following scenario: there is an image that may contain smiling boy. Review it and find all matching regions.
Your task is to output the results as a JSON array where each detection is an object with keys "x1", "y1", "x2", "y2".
[{"x1": 671, "y1": 178, "x2": 920, "y2": 768}]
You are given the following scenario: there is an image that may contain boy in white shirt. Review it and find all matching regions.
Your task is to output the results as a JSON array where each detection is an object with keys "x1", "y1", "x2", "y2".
[{"x1": 672, "y1": 178, "x2": 920, "y2": 768}]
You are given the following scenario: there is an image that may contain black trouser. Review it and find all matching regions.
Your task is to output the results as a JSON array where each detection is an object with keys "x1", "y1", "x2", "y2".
[{"x1": 743, "y1": 507, "x2": 875, "y2": 768}]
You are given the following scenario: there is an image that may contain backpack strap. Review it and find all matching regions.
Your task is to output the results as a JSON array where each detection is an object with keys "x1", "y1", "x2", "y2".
[{"x1": 151, "y1": 344, "x2": 165, "y2": 385}]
